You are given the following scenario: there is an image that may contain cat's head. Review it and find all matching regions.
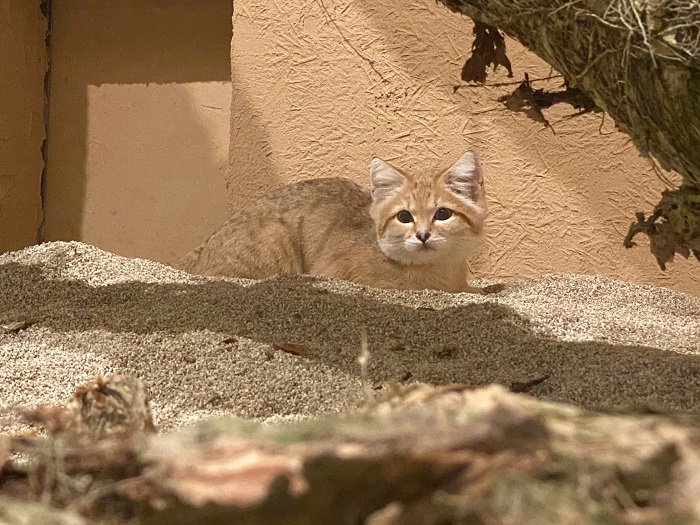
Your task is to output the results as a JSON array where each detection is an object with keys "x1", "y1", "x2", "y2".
[{"x1": 369, "y1": 151, "x2": 487, "y2": 265}]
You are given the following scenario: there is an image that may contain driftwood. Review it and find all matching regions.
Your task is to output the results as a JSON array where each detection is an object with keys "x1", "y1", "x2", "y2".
[
  {"x1": 2, "y1": 374, "x2": 700, "y2": 524},
  {"x1": 441, "y1": 0, "x2": 700, "y2": 269}
]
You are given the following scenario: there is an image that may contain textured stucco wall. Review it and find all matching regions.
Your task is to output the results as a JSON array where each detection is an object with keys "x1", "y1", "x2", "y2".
[
  {"x1": 0, "y1": 1, "x2": 47, "y2": 254},
  {"x1": 227, "y1": 0, "x2": 699, "y2": 296},
  {"x1": 44, "y1": 0, "x2": 232, "y2": 264}
]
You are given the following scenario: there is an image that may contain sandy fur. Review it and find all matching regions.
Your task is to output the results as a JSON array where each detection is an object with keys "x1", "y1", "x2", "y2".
[{"x1": 178, "y1": 153, "x2": 487, "y2": 293}]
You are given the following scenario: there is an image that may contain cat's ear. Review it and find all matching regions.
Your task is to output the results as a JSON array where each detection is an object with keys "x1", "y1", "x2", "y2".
[
  {"x1": 442, "y1": 151, "x2": 483, "y2": 203},
  {"x1": 370, "y1": 158, "x2": 405, "y2": 201}
]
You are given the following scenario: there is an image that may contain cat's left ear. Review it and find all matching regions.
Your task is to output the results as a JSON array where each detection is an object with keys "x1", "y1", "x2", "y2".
[
  {"x1": 370, "y1": 158, "x2": 405, "y2": 201},
  {"x1": 442, "y1": 151, "x2": 483, "y2": 202}
]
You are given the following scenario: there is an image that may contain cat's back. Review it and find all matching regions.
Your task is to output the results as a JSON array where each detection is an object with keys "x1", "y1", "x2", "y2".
[
  {"x1": 262, "y1": 177, "x2": 370, "y2": 213},
  {"x1": 178, "y1": 177, "x2": 373, "y2": 277}
]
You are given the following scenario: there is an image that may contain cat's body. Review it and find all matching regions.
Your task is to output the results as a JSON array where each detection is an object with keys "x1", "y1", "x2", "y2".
[{"x1": 178, "y1": 152, "x2": 488, "y2": 293}]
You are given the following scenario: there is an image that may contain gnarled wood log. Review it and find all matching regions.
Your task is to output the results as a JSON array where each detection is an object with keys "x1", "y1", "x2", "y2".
[{"x1": 3, "y1": 376, "x2": 700, "y2": 524}]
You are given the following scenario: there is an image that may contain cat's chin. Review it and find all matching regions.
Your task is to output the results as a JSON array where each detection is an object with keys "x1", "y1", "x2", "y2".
[
  {"x1": 378, "y1": 236, "x2": 482, "y2": 266},
  {"x1": 378, "y1": 241, "x2": 448, "y2": 266}
]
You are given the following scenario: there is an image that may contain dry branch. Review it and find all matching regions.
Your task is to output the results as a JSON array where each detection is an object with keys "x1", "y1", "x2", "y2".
[
  {"x1": 442, "y1": 0, "x2": 700, "y2": 267},
  {"x1": 3, "y1": 376, "x2": 700, "y2": 524}
]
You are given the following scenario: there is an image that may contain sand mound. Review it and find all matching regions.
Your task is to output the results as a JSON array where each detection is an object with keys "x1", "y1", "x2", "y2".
[{"x1": 1, "y1": 241, "x2": 699, "y2": 434}]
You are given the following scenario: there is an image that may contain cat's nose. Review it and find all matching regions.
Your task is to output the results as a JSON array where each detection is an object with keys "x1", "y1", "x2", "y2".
[{"x1": 416, "y1": 230, "x2": 431, "y2": 243}]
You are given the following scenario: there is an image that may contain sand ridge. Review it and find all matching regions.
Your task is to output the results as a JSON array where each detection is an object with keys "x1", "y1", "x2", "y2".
[{"x1": 0, "y1": 241, "x2": 699, "y2": 434}]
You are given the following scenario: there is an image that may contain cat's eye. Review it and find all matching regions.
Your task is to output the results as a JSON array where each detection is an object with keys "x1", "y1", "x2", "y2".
[
  {"x1": 434, "y1": 207, "x2": 453, "y2": 221},
  {"x1": 396, "y1": 210, "x2": 414, "y2": 223}
]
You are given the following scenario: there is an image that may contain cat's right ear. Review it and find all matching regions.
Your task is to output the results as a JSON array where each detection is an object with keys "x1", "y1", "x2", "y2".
[{"x1": 370, "y1": 158, "x2": 404, "y2": 201}]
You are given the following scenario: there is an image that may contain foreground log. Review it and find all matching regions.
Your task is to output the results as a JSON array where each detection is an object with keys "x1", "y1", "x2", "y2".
[
  {"x1": 440, "y1": 0, "x2": 700, "y2": 268},
  {"x1": 2, "y1": 376, "x2": 700, "y2": 524}
]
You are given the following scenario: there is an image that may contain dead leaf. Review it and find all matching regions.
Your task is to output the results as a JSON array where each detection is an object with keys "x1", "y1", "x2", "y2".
[
  {"x1": 434, "y1": 345, "x2": 457, "y2": 358},
  {"x1": 482, "y1": 283, "x2": 506, "y2": 294},
  {"x1": 271, "y1": 342, "x2": 311, "y2": 358},
  {"x1": 509, "y1": 375, "x2": 550, "y2": 394},
  {"x1": 2, "y1": 318, "x2": 38, "y2": 333},
  {"x1": 461, "y1": 21, "x2": 513, "y2": 84},
  {"x1": 624, "y1": 186, "x2": 700, "y2": 270}
]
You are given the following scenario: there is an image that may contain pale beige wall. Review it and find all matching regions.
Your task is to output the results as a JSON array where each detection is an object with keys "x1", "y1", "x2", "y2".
[
  {"x1": 0, "y1": 1, "x2": 47, "y2": 253},
  {"x1": 227, "y1": 0, "x2": 700, "y2": 296},
  {"x1": 44, "y1": 0, "x2": 232, "y2": 264}
]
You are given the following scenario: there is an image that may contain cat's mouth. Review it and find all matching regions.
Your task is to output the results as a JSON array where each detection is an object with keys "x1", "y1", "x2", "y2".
[{"x1": 407, "y1": 238, "x2": 437, "y2": 250}]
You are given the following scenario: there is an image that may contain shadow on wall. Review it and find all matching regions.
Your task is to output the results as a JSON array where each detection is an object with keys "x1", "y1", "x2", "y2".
[
  {"x1": 228, "y1": 60, "x2": 277, "y2": 217},
  {"x1": 44, "y1": 0, "x2": 244, "y2": 263}
]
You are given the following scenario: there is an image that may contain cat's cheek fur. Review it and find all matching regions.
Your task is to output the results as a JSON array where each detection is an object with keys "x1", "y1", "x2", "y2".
[{"x1": 377, "y1": 235, "x2": 413, "y2": 264}]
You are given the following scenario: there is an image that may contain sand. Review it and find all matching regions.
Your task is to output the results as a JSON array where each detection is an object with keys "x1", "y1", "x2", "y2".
[{"x1": 0, "y1": 241, "x2": 699, "y2": 434}]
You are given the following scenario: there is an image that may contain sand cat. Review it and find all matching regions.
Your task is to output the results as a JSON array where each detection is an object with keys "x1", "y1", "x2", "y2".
[{"x1": 178, "y1": 151, "x2": 488, "y2": 293}]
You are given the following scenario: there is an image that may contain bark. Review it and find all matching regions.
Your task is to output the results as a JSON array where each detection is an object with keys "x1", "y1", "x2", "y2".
[
  {"x1": 2, "y1": 376, "x2": 700, "y2": 524},
  {"x1": 439, "y1": 0, "x2": 700, "y2": 267}
]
